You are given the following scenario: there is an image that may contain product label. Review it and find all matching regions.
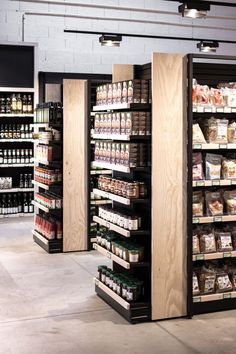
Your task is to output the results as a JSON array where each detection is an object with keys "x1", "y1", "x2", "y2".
[
  {"x1": 196, "y1": 254, "x2": 204, "y2": 261},
  {"x1": 214, "y1": 216, "x2": 222, "y2": 222},
  {"x1": 223, "y1": 293, "x2": 231, "y2": 299}
]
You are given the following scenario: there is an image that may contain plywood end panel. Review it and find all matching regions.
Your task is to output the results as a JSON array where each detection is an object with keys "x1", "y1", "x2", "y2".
[
  {"x1": 63, "y1": 79, "x2": 88, "y2": 252},
  {"x1": 112, "y1": 64, "x2": 134, "y2": 83},
  {"x1": 151, "y1": 53, "x2": 187, "y2": 320}
]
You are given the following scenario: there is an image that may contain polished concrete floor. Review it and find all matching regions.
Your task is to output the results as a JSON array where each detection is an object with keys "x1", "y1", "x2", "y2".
[{"x1": 0, "y1": 218, "x2": 236, "y2": 354}]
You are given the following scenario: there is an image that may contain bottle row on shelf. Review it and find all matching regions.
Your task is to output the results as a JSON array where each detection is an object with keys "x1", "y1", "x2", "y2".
[
  {"x1": 95, "y1": 142, "x2": 150, "y2": 168},
  {"x1": 94, "y1": 111, "x2": 151, "y2": 137},
  {"x1": 35, "y1": 145, "x2": 61, "y2": 163},
  {"x1": 0, "y1": 93, "x2": 33, "y2": 115},
  {"x1": 193, "y1": 260, "x2": 236, "y2": 297},
  {"x1": 35, "y1": 102, "x2": 63, "y2": 124},
  {"x1": 35, "y1": 213, "x2": 62, "y2": 240},
  {"x1": 34, "y1": 166, "x2": 62, "y2": 186},
  {"x1": 98, "y1": 206, "x2": 141, "y2": 231},
  {"x1": 0, "y1": 149, "x2": 33, "y2": 165},
  {"x1": 97, "y1": 266, "x2": 144, "y2": 302},
  {"x1": 0, "y1": 124, "x2": 33, "y2": 140},
  {"x1": 97, "y1": 176, "x2": 147, "y2": 200},
  {"x1": 35, "y1": 192, "x2": 62, "y2": 210},
  {"x1": 96, "y1": 227, "x2": 144, "y2": 263},
  {"x1": 0, "y1": 192, "x2": 34, "y2": 215},
  {"x1": 96, "y1": 79, "x2": 150, "y2": 106}
]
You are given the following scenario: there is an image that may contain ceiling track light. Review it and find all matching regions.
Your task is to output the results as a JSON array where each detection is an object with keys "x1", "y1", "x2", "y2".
[
  {"x1": 197, "y1": 40, "x2": 219, "y2": 53},
  {"x1": 178, "y1": 2, "x2": 210, "y2": 18},
  {"x1": 99, "y1": 34, "x2": 122, "y2": 47}
]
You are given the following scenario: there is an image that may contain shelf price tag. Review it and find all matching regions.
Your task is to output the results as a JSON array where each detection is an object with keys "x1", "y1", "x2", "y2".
[
  {"x1": 223, "y1": 293, "x2": 231, "y2": 299},
  {"x1": 196, "y1": 181, "x2": 205, "y2": 187},
  {"x1": 212, "y1": 180, "x2": 220, "y2": 186},
  {"x1": 193, "y1": 297, "x2": 201, "y2": 303},
  {"x1": 213, "y1": 216, "x2": 222, "y2": 222},
  {"x1": 223, "y1": 252, "x2": 231, "y2": 258},
  {"x1": 192, "y1": 218, "x2": 199, "y2": 224},
  {"x1": 196, "y1": 254, "x2": 204, "y2": 261},
  {"x1": 107, "y1": 252, "x2": 111, "y2": 259},
  {"x1": 193, "y1": 144, "x2": 202, "y2": 150},
  {"x1": 224, "y1": 107, "x2": 231, "y2": 113},
  {"x1": 231, "y1": 179, "x2": 236, "y2": 185},
  {"x1": 197, "y1": 106, "x2": 204, "y2": 113},
  {"x1": 216, "y1": 107, "x2": 224, "y2": 113},
  {"x1": 205, "y1": 108, "x2": 212, "y2": 113},
  {"x1": 219, "y1": 144, "x2": 227, "y2": 149},
  {"x1": 232, "y1": 108, "x2": 236, "y2": 113}
]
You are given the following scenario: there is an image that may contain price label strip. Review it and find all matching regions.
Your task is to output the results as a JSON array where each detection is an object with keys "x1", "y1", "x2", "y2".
[
  {"x1": 212, "y1": 180, "x2": 220, "y2": 186},
  {"x1": 196, "y1": 181, "x2": 205, "y2": 187},
  {"x1": 219, "y1": 144, "x2": 227, "y2": 149},
  {"x1": 196, "y1": 254, "x2": 204, "y2": 261},
  {"x1": 213, "y1": 216, "x2": 222, "y2": 222},
  {"x1": 223, "y1": 252, "x2": 232, "y2": 258},
  {"x1": 193, "y1": 297, "x2": 201, "y2": 303},
  {"x1": 223, "y1": 293, "x2": 231, "y2": 299},
  {"x1": 192, "y1": 217, "x2": 199, "y2": 224},
  {"x1": 193, "y1": 144, "x2": 202, "y2": 150}
]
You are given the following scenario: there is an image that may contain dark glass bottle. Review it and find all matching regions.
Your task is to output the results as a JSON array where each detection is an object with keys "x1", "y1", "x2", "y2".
[
  {"x1": 19, "y1": 174, "x2": 24, "y2": 188},
  {"x1": 23, "y1": 193, "x2": 28, "y2": 213}
]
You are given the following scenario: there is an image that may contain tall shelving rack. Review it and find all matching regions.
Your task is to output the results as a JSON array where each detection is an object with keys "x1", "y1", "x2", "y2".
[
  {"x1": 0, "y1": 44, "x2": 37, "y2": 219},
  {"x1": 91, "y1": 65, "x2": 152, "y2": 323},
  {"x1": 187, "y1": 54, "x2": 236, "y2": 317}
]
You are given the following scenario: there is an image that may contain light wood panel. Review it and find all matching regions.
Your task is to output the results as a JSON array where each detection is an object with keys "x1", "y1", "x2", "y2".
[
  {"x1": 112, "y1": 64, "x2": 134, "y2": 82},
  {"x1": 152, "y1": 53, "x2": 187, "y2": 320},
  {"x1": 63, "y1": 79, "x2": 88, "y2": 252},
  {"x1": 45, "y1": 83, "x2": 61, "y2": 102}
]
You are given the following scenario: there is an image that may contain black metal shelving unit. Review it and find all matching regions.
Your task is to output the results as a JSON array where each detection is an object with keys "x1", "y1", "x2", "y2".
[
  {"x1": 32, "y1": 104, "x2": 63, "y2": 253},
  {"x1": 187, "y1": 54, "x2": 236, "y2": 317},
  {"x1": 91, "y1": 75, "x2": 152, "y2": 323}
]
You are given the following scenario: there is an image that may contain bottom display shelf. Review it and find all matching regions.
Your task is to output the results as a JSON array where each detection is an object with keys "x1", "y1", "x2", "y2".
[
  {"x1": 32, "y1": 230, "x2": 63, "y2": 254},
  {"x1": 0, "y1": 213, "x2": 33, "y2": 218},
  {"x1": 95, "y1": 278, "x2": 150, "y2": 324}
]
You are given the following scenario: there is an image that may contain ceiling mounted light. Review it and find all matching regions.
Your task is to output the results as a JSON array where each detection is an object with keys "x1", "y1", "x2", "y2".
[
  {"x1": 178, "y1": 2, "x2": 210, "y2": 18},
  {"x1": 197, "y1": 40, "x2": 219, "y2": 53},
  {"x1": 99, "y1": 34, "x2": 122, "y2": 47}
]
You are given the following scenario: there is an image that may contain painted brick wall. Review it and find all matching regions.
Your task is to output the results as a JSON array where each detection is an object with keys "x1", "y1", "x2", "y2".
[{"x1": 0, "y1": 0, "x2": 236, "y2": 74}]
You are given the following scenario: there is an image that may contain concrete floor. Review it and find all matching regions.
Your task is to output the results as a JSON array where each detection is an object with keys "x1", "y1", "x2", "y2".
[{"x1": 0, "y1": 219, "x2": 236, "y2": 354}]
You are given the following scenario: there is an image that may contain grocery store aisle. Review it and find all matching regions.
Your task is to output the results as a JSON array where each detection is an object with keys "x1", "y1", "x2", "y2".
[{"x1": 0, "y1": 219, "x2": 236, "y2": 354}]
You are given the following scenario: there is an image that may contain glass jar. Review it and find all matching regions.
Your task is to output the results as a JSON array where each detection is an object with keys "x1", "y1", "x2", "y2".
[
  {"x1": 121, "y1": 181, "x2": 128, "y2": 198},
  {"x1": 139, "y1": 182, "x2": 147, "y2": 198},
  {"x1": 116, "y1": 278, "x2": 122, "y2": 296},
  {"x1": 110, "y1": 179, "x2": 115, "y2": 193},
  {"x1": 101, "y1": 267, "x2": 107, "y2": 283},
  {"x1": 126, "y1": 285, "x2": 137, "y2": 301},
  {"x1": 127, "y1": 182, "x2": 139, "y2": 199},
  {"x1": 97, "y1": 265, "x2": 103, "y2": 281},
  {"x1": 122, "y1": 246, "x2": 129, "y2": 261},
  {"x1": 122, "y1": 282, "x2": 128, "y2": 299},
  {"x1": 129, "y1": 249, "x2": 139, "y2": 263},
  {"x1": 128, "y1": 216, "x2": 139, "y2": 230},
  {"x1": 123, "y1": 215, "x2": 129, "y2": 229},
  {"x1": 109, "y1": 273, "x2": 114, "y2": 289},
  {"x1": 112, "y1": 276, "x2": 117, "y2": 292},
  {"x1": 96, "y1": 233, "x2": 102, "y2": 245}
]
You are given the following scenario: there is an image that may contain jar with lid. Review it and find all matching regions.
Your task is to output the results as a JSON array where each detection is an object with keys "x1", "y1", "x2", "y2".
[
  {"x1": 129, "y1": 248, "x2": 139, "y2": 263},
  {"x1": 121, "y1": 181, "x2": 128, "y2": 198},
  {"x1": 101, "y1": 266, "x2": 107, "y2": 283},
  {"x1": 115, "y1": 242, "x2": 121, "y2": 257},
  {"x1": 116, "y1": 179, "x2": 123, "y2": 196},
  {"x1": 127, "y1": 182, "x2": 139, "y2": 199},
  {"x1": 122, "y1": 282, "x2": 128, "y2": 299},
  {"x1": 109, "y1": 273, "x2": 114, "y2": 289},
  {"x1": 123, "y1": 215, "x2": 129, "y2": 229},
  {"x1": 112, "y1": 276, "x2": 117, "y2": 292},
  {"x1": 116, "y1": 278, "x2": 122, "y2": 296},
  {"x1": 128, "y1": 216, "x2": 139, "y2": 230},
  {"x1": 100, "y1": 235, "x2": 107, "y2": 248},
  {"x1": 122, "y1": 245, "x2": 129, "y2": 261},
  {"x1": 111, "y1": 241, "x2": 117, "y2": 254},
  {"x1": 126, "y1": 284, "x2": 138, "y2": 301},
  {"x1": 139, "y1": 182, "x2": 147, "y2": 198},
  {"x1": 97, "y1": 265, "x2": 103, "y2": 281}
]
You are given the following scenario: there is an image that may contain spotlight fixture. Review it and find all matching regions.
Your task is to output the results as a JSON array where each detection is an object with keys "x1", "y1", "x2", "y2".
[
  {"x1": 99, "y1": 34, "x2": 122, "y2": 47},
  {"x1": 178, "y1": 2, "x2": 210, "y2": 18},
  {"x1": 197, "y1": 40, "x2": 219, "y2": 53}
]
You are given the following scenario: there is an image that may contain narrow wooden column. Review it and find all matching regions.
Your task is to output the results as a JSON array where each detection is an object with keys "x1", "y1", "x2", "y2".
[
  {"x1": 152, "y1": 53, "x2": 187, "y2": 320},
  {"x1": 63, "y1": 79, "x2": 88, "y2": 252}
]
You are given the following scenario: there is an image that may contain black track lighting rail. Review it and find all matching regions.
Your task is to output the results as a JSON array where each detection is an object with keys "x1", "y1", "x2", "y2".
[
  {"x1": 165, "y1": 0, "x2": 236, "y2": 7},
  {"x1": 64, "y1": 30, "x2": 236, "y2": 45}
]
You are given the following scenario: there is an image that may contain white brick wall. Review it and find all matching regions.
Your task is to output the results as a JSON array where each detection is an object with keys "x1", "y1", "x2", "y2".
[{"x1": 0, "y1": 0, "x2": 236, "y2": 74}]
